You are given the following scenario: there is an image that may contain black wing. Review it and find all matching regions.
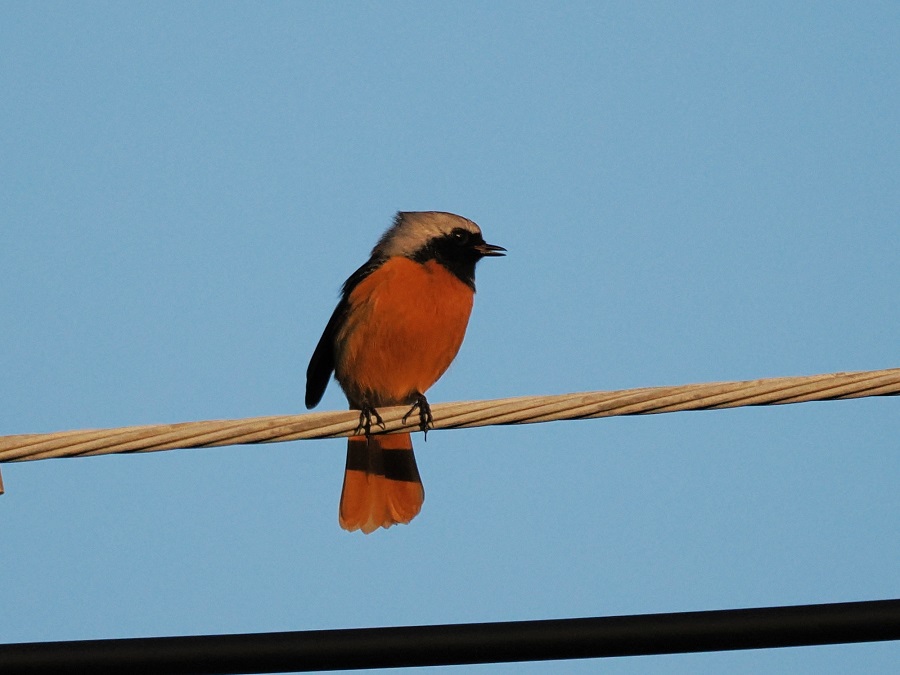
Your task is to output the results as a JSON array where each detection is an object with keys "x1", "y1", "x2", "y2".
[
  {"x1": 304, "y1": 258, "x2": 382, "y2": 409},
  {"x1": 305, "y1": 301, "x2": 344, "y2": 409}
]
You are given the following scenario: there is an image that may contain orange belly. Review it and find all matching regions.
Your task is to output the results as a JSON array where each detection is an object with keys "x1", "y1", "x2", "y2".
[{"x1": 333, "y1": 257, "x2": 475, "y2": 407}]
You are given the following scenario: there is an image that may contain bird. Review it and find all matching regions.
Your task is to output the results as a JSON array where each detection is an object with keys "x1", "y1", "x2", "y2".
[{"x1": 305, "y1": 211, "x2": 505, "y2": 533}]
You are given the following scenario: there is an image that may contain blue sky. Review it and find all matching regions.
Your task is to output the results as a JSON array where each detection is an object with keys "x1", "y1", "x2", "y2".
[{"x1": 1, "y1": 2, "x2": 898, "y2": 673}]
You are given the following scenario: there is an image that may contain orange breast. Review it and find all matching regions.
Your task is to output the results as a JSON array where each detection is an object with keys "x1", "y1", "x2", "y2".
[{"x1": 334, "y1": 257, "x2": 475, "y2": 407}]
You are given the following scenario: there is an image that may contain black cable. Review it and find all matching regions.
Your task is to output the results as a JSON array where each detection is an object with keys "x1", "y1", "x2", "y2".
[{"x1": 2, "y1": 599, "x2": 898, "y2": 674}]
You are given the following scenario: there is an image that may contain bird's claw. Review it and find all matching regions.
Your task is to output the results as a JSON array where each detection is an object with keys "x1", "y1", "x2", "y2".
[
  {"x1": 402, "y1": 393, "x2": 433, "y2": 439},
  {"x1": 356, "y1": 406, "x2": 385, "y2": 437}
]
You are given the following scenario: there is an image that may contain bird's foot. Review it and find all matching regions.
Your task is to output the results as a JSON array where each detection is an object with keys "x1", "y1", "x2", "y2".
[
  {"x1": 355, "y1": 405, "x2": 385, "y2": 437},
  {"x1": 402, "y1": 393, "x2": 433, "y2": 439}
]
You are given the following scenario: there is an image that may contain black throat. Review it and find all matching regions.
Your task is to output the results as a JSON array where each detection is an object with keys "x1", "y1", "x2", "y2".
[{"x1": 411, "y1": 234, "x2": 482, "y2": 290}]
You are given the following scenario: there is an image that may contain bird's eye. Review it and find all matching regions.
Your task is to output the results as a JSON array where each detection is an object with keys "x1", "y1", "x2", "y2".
[{"x1": 451, "y1": 228, "x2": 470, "y2": 244}]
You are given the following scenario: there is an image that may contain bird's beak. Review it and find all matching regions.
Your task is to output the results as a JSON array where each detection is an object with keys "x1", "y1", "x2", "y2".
[{"x1": 474, "y1": 242, "x2": 506, "y2": 257}]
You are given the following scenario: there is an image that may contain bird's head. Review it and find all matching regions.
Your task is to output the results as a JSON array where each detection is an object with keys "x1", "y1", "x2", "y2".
[{"x1": 373, "y1": 211, "x2": 505, "y2": 288}]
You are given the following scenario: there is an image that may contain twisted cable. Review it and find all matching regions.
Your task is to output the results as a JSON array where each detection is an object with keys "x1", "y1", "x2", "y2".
[{"x1": 0, "y1": 369, "x2": 896, "y2": 472}]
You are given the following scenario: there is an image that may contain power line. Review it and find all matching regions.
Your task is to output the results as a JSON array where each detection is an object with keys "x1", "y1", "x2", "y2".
[
  {"x1": 1, "y1": 368, "x2": 897, "y2": 467},
  {"x1": 1, "y1": 599, "x2": 898, "y2": 674}
]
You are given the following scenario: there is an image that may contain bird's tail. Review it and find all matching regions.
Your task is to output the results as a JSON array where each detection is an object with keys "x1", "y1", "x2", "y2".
[{"x1": 339, "y1": 432, "x2": 424, "y2": 534}]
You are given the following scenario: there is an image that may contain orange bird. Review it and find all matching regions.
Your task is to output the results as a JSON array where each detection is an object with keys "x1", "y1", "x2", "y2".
[{"x1": 305, "y1": 212, "x2": 505, "y2": 533}]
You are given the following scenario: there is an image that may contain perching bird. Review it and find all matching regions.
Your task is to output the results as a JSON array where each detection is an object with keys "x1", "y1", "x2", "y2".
[{"x1": 305, "y1": 211, "x2": 505, "y2": 533}]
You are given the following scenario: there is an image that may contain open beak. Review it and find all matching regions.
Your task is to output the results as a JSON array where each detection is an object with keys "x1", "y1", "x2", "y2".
[{"x1": 474, "y1": 242, "x2": 507, "y2": 257}]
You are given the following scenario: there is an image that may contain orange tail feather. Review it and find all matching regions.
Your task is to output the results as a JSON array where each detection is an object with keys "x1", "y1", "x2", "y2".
[{"x1": 339, "y1": 433, "x2": 424, "y2": 534}]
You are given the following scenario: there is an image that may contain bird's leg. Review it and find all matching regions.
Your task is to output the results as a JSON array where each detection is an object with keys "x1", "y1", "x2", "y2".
[
  {"x1": 402, "y1": 392, "x2": 433, "y2": 439},
  {"x1": 355, "y1": 405, "x2": 385, "y2": 437}
]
